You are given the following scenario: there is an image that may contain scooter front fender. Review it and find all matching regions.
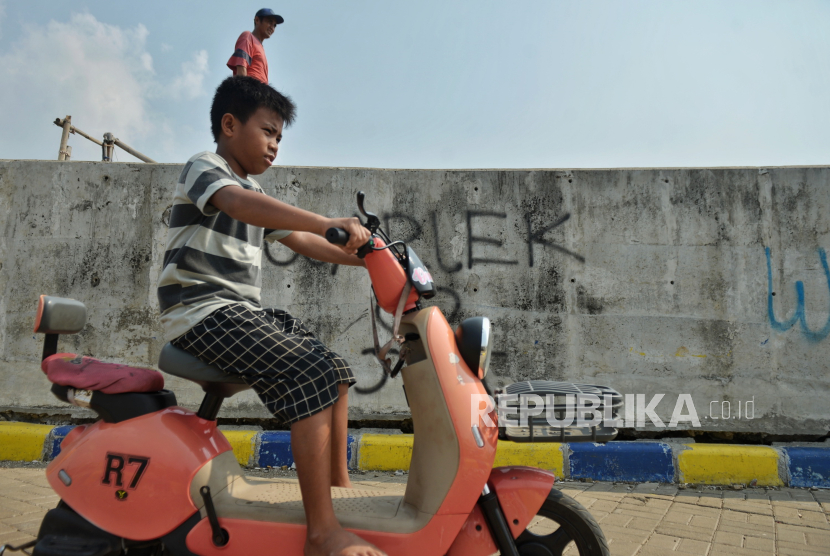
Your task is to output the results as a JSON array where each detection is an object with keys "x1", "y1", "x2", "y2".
[{"x1": 446, "y1": 466, "x2": 555, "y2": 556}]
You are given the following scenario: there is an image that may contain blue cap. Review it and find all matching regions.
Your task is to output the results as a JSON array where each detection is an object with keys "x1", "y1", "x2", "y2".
[{"x1": 255, "y1": 8, "x2": 284, "y2": 24}]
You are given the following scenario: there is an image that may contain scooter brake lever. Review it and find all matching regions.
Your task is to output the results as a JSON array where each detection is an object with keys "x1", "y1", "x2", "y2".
[{"x1": 357, "y1": 191, "x2": 381, "y2": 233}]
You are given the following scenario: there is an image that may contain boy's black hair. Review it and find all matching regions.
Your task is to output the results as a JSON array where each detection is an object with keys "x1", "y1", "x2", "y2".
[{"x1": 210, "y1": 76, "x2": 296, "y2": 142}]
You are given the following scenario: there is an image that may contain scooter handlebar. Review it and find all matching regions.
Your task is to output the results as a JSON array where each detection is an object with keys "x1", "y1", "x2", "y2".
[
  {"x1": 326, "y1": 228, "x2": 375, "y2": 259},
  {"x1": 325, "y1": 227, "x2": 350, "y2": 245}
]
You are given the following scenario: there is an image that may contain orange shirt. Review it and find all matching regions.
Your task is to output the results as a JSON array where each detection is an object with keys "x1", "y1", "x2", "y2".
[{"x1": 227, "y1": 31, "x2": 268, "y2": 84}]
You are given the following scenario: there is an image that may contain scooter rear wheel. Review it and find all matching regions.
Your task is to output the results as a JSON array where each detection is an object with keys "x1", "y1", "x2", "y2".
[{"x1": 514, "y1": 488, "x2": 609, "y2": 556}]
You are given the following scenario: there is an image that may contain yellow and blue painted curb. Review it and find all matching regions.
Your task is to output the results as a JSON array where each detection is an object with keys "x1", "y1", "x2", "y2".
[{"x1": 2, "y1": 422, "x2": 828, "y2": 488}]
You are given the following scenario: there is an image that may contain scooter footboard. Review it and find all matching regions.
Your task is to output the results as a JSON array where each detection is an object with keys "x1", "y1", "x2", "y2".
[{"x1": 446, "y1": 466, "x2": 555, "y2": 556}]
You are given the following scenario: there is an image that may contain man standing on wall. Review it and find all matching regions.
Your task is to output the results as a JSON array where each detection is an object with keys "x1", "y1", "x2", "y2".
[{"x1": 227, "y1": 8, "x2": 284, "y2": 84}]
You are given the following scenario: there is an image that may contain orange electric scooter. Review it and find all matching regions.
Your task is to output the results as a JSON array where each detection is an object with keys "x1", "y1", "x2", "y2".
[{"x1": 7, "y1": 193, "x2": 608, "y2": 556}]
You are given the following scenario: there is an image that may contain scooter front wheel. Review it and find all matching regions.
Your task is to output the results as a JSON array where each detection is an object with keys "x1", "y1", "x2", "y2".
[{"x1": 514, "y1": 488, "x2": 609, "y2": 556}]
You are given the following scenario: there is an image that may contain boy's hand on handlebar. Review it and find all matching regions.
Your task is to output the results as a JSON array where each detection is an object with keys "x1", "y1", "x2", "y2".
[{"x1": 324, "y1": 217, "x2": 371, "y2": 255}]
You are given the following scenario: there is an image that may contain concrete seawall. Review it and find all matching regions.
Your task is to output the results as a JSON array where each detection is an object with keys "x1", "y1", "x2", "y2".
[{"x1": 1, "y1": 160, "x2": 829, "y2": 435}]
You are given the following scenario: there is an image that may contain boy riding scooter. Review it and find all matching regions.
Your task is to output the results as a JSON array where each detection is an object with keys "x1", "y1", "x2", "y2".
[
  {"x1": 16, "y1": 73, "x2": 610, "y2": 556},
  {"x1": 157, "y1": 76, "x2": 379, "y2": 556}
]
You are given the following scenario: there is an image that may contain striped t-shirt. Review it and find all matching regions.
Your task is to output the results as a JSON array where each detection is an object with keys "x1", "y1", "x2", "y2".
[{"x1": 157, "y1": 151, "x2": 291, "y2": 340}]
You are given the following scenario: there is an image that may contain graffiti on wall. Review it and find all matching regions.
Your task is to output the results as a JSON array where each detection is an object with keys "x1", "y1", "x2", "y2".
[
  {"x1": 264, "y1": 209, "x2": 582, "y2": 274},
  {"x1": 766, "y1": 247, "x2": 830, "y2": 343},
  {"x1": 263, "y1": 208, "x2": 582, "y2": 393}
]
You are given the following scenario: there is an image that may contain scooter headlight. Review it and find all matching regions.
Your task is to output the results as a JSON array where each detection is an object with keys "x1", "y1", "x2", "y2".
[{"x1": 455, "y1": 317, "x2": 493, "y2": 379}]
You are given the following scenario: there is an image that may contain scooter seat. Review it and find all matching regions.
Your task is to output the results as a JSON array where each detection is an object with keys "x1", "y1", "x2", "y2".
[
  {"x1": 158, "y1": 343, "x2": 249, "y2": 397},
  {"x1": 41, "y1": 353, "x2": 164, "y2": 394}
]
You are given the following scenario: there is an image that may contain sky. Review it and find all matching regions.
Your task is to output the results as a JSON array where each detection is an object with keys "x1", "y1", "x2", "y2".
[{"x1": 0, "y1": 0, "x2": 828, "y2": 169}]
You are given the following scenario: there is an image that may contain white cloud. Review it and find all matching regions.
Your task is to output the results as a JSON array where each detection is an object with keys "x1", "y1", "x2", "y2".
[
  {"x1": 170, "y1": 50, "x2": 209, "y2": 100},
  {"x1": 141, "y1": 52, "x2": 154, "y2": 73},
  {"x1": 0, "y1": 13, "x2": 209, "y2": 162}
]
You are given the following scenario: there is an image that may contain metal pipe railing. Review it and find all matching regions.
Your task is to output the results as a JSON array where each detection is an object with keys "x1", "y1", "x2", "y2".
[
  {"x1": 113, "y1": 137, "x2": 155, "y2": 163},
  {"x1": 53, "y1": 117, "x2": 156, "y2": 163},
  {"x1": 56, "y1": 116, "x2": 72, "y2": 161}
]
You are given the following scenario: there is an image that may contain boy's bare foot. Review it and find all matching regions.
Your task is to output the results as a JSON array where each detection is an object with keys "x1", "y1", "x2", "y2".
[
  {"x1": 331, "y1": 476, "x2": 353, "y2": 488},
  {"x1": 306, "y1": 528, "x2": 386, "y2": 556}
]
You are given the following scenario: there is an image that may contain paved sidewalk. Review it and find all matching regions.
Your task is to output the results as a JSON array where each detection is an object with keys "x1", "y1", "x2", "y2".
[
  {"x1": 558, "y1": 481, "x2": 830, "y2": 555},
  {"x1": 0, "y1": 467, "x2": 828, "y2": 555},
  {"x1": 0, "y1": 467, "x2": 56, "y2": 548}
]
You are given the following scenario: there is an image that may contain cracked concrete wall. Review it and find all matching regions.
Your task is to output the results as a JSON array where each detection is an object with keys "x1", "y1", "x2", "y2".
[{"x1": 1, "y1": 159, "x2": 829, "y2": 435}]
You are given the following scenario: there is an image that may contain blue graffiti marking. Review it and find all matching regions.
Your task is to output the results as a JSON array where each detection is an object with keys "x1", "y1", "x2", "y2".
[{"x1": 766, "y1": 247, "x2": 830, "y2": 342}]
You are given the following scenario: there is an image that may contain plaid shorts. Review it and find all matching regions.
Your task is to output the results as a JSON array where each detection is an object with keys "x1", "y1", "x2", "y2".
[{"x1": 172, "y1": 304, "x2": 355, "y2": 424}]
